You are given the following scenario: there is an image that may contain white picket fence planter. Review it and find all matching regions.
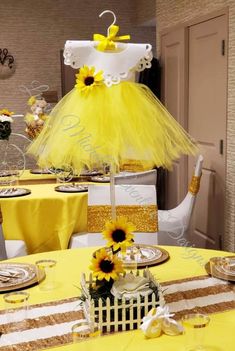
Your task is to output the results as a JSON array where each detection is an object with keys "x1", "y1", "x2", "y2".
[{"x1": 81, "y1": 269, "x2": 164, "y2": 333}]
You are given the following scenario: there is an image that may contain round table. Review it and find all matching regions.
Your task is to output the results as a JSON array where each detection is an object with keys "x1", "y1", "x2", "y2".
[{"x1": 0, "y1": 246, "x2": 234, "y2": 350}]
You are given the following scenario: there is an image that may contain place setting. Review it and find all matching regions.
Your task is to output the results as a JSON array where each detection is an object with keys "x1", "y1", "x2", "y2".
[
  {"x1": 205, "y1": 256, "x2": 235, "y2": 282},
  {"x1": 54, "y1": 183, "x2": 89, "y2": 193},
  {"x1": 0, "y1": 187, "x2": 31, "y2": 198},
  {"x1": 0, "y1": 262, "x2": 45, "y2": 292}
]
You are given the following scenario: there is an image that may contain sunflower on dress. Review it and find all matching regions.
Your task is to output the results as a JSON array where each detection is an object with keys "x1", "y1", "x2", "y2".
[{"x1": 75, "y1": 65, "x2": 104, "y2": 95}]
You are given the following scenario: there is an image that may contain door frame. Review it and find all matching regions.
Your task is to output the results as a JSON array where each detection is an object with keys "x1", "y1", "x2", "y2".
[
  {"x1": 160, "y1": 7, "x2": 229, "y2": 37},
  {"x1": 160, "y1": 8, "x2": 228, "y2": 248}
]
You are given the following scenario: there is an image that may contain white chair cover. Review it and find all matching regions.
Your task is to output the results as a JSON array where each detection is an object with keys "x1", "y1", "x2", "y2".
[
  {"x1": 0, "y1": 209, "x2": 27, "y2": 260},
  {"x1": 69, "y1": 184, "x2": 158, "y2": 248},
  {"x1": 158, "y1": 155, "x2": 203, "y2": 245},
  {"x1": 115, "y1": 170, "x2": 157, "y2": 186}
]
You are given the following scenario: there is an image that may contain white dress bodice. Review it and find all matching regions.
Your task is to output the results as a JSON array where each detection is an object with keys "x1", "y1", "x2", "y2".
[{"x1": 63, "y1": 41, "x2": 153, "y2": 86}]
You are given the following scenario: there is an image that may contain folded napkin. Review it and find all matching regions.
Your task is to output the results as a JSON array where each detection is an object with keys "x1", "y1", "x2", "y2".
[
  {"x1": 140, "y1": 305, "x2": 183, "y2": 338},
  {"x1": 111, "y1": 273, "x2": 153, "y2": 299}
]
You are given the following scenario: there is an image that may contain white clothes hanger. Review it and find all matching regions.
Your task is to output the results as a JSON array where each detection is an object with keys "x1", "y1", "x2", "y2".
[{"x1": 99, "y1": 10, "x2": 117, "y2": 36}]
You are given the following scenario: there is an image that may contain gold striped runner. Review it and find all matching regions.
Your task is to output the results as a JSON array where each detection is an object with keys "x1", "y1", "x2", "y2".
[{"x1": 0, "y1": 275, "x2": 234, "y2": 350}]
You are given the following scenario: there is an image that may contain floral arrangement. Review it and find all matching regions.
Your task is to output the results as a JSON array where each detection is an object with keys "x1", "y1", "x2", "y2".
[
  {"x1": 24, "y1": 96, "x2": 49, "y2": 139},
  {"x1": 80, "y1": 217, "x2": 162, "y2": 333},
  {"x1": 80, "y1": 217, "x2": 182, "y2": 337},
  {"x1": 75, "y1": 65, "x2": 104, "y2": 95},
  {"x1": 85, "y1": 217, "x2": 134, "y2": 301},
  {"x1": 0, "y1": 108, "x2": 14, "y2": 140}
]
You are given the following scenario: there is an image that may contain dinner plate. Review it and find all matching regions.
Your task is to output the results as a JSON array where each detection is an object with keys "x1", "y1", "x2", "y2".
[
  {"x1": 205, "y1": 256, "x2": 235, "y2": 281},
  {"x1": 80, "y1": 171, "x2": 103, "y2": 177},
  {"x1": 0, "y1": 187, "x2": 31, "y2": 198},
  {"x1": 0, "y1": 171, "x2": 19, "y2": 177},
  {"x1": 91, "y1": 176, "x2": 110, "y2": 183},
  {"x1": 0, "y1": 263, "x2": 45, "y2": 293},
  {"x1": 94, "y1": 245, "x2": 169, "y2": 268},
  {"x1": 55, "y1": 184, "x2": 88, "y2": 193},
  {"x1": 30, "y1": 169, "x2": 54, "y2": 174}
]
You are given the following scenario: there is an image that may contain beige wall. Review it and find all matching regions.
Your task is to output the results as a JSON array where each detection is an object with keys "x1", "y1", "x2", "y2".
[
  {"x1": 135, "y1": 0, "x2": 156, "y2": 25},
  {"x1": 156, "y1": 0, "x2": 235, "y2": 252},
  {"x1": 0, "y1": 0, "x2": 156, "y2": 166}
]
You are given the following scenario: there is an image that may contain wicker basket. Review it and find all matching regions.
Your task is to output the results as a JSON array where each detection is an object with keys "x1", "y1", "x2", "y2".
[{"x1": 80, "y1": 269, "x2": 164, "y2": 333}]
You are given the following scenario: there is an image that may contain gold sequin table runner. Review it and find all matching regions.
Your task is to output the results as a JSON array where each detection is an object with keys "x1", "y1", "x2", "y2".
[{"x1": 0, "y1": 276, "x2": 235, "y2": 351}]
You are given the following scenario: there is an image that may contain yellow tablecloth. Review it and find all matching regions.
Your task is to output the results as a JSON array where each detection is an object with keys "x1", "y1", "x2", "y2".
[
  {"x1": 1, "y1": 246, "x2": 234, "y2": 350},
  {"x1": 19, "y1": 170, "x2": 57, "y2": 184},
  {"x1": 0, "y1": 184, "x2": 88, "y2": 253}
]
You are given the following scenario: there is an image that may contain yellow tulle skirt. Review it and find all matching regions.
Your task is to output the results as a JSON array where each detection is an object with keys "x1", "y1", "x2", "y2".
[{"x1": 27, "y1": 82, "x2": 197, "y2": 172}]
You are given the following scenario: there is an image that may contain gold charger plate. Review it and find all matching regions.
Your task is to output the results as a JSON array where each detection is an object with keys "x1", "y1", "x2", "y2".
[
  {"x1": 94, "y1": 245, "x2": 169, "y2": 268},
  {"x1": 0, "y1": 263, "x2": 45, "y2": 293},
  {"x1": 205, "y1": 255, "x2": 235, "y2": 282}
]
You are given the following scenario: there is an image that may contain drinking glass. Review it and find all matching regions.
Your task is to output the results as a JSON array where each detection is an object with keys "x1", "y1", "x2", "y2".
[
  {"x1": 182, "y1": 313, "x2": 210, "y2": 350},
  {"x1": 3, "y1": 291, "x2": 30, "y2": 327},
  {"x1": 72, "y1": 321, "x2": 101, "y2": 344},
  {"x1": 121, "y1": 245, "x2": 139, "y2": 275},
  {"x1": 35, "y1": 259, "x2": 57, "y2": 291}
]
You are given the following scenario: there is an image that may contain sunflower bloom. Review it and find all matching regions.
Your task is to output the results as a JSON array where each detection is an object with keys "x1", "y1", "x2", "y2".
[
  {"x1": 0, "y1": 109, "x2": 14, "y2": 116},
  {"x1": 27, "y1": 96, "x2": 37, "y2": 106},
  {"x1": 102, "y1": 217, "x2": 135, "y2": 252},
  {"x1": 90, "y1": 248, "x2": 124, "y2": 281},
  {"x1": 75, "y1": 65, "x2": 104, "y2": 94}
]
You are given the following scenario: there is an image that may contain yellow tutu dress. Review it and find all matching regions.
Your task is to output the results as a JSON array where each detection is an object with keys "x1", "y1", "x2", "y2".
[{"x1": 28, "y1": 38, "x2": 197, "y2": 172}]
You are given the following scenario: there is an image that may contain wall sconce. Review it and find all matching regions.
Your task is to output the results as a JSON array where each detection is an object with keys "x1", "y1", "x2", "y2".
[{"x1": 0, "y1": 48, "x2": 15, "y2": 79}]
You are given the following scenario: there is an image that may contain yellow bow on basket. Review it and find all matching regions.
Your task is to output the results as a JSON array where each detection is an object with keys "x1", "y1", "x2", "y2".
[{"x1": 93, "y1": 25, "x2": 130, "y2": 51}]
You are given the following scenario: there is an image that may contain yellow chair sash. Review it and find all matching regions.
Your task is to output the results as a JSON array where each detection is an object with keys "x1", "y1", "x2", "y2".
[
  {"x1": 189, "y1": 175, "x2": 201, "y2": 195},
  {"x1": 87, "y1": 205, "x2": 158, "y2": 233}
]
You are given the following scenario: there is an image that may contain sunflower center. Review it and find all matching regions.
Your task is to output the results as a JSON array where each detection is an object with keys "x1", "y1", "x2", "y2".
[
  {"x1": 112, "y1": 229, "x2": 126, "y2": 243},
  {"x1": 84, "y1": 76, "x2": 95, "y2": 86},
  {"x1": 99, "y1": 259, "x2": 114, "y2": 273}
]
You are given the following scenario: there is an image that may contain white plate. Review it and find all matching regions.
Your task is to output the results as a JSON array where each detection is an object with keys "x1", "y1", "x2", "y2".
[
  {"x1": 55, "y1": 184, "x2": 88, "y2": 193},
  {"x1": 91, "y1": 176, "x2": 110, "y2": 183},
  {"x1": 0, "y1": 188, "x2": 31, "y2": 198},
  {"x1": 0, "y1": 263, "x2": 36, "y2": 290}
]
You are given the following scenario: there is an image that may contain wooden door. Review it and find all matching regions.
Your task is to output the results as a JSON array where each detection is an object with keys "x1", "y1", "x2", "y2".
[
  {"x1": 161, "y1": 28, "x2": 188, "y2": 208},
  {"x1": 188, "y1": 15, "x2": 227, "y2": 249}
]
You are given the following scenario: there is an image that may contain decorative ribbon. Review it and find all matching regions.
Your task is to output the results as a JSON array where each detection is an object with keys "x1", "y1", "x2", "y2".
[
  {"x1": 93, "y1": 25, "x2": 130, "y2": 51},
  {"x1": 189, "y1": 175, "x2": 201, "y2": 195},
  {"x1": 140, "y1": 305, "x2": 184, "y2": 338},
  {"x1": 120, "y1": 159, "x2": 152, "y2": 172},
  {"x1": 87, "y1": 205, "x2": 158, "y2": 232}
]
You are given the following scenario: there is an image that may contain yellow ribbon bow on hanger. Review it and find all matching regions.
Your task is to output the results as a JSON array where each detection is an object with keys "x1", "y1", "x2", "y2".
[{"x1": 93, "y1": 25, "x2": 130, "y2": 52}]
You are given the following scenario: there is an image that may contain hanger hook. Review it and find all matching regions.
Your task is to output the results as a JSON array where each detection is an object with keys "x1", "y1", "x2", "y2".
[{"x1": 99, "y1": 10, "x2": 117, "y2": 36}]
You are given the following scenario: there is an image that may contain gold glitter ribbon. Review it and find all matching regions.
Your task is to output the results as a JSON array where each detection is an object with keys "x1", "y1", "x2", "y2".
[
  {"x1": 87, "y1": 204, "x2": 158, "y2": 232},
  {"x1": 120, "y1": 159, "x2": 152, "y2": 172},
  {"x1": 188, "y1": 175, "x2": 201, "y2": 195},
  {"x1": 93, "y1": 25, "x2": 130, "y2": 51}
]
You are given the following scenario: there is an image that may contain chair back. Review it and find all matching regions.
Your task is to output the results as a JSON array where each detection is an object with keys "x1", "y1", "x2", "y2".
[
  {"x1": 0, "y1": 208, "x2": 7, "y2": 260},
  {"x1": 87, "y1": 184, "x2": 158, "y2": 233},
  {"x1": 115, "y1": 170, "x2": 157, "y2": 186},
  {"x1": 158, "y1": 155, "x2": 204, "y2": 244}
]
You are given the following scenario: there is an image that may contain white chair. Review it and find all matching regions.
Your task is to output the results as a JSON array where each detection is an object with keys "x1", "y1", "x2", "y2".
[
  {"x1": 0, "y1": 210, "x2": 27, "y2": 260},
  {"x1": 69, "y1": 184, "x2": 158, "y2": 248},
  {"x1": 157, "y1": 155, "x2": 203, "y2": 245},
  {"x1": 115, "y1": 170, "x2": 157, "y2": 186}
]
